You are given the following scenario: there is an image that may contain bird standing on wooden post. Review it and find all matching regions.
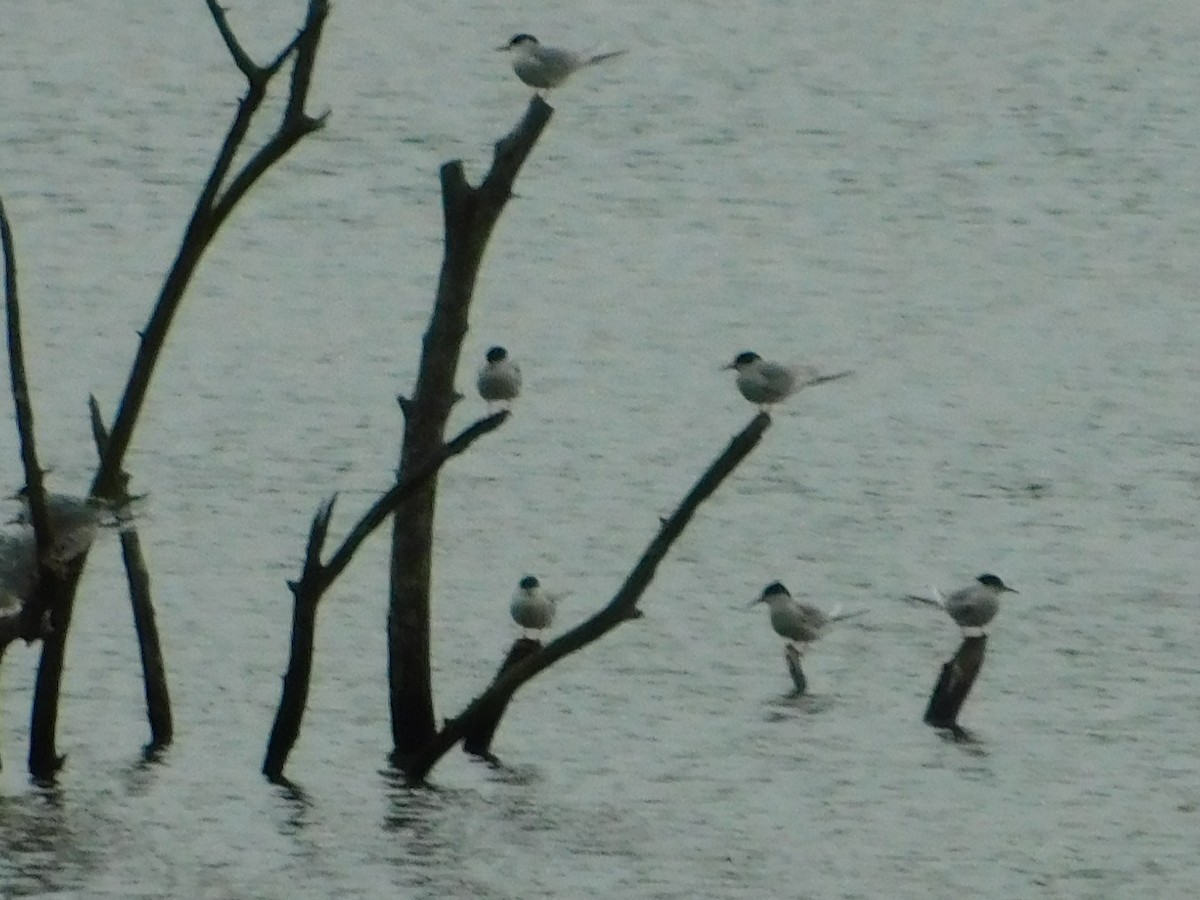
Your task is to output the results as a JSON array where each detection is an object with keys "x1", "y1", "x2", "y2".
[
  {"x1": 905, "y1": 573, "x2": 1019, "y2": 740},
  {"x1": 906, "y1": 573, "x2": 1017, "y2": 636},
  {"x1": 497, "y1": 34, "x2": 626, "y2": 92},
  {"x1": 723, "y1": 352, "x2": 852, "y2": 411},
  {"x1": 749, "y1": 581, "x2": 864, "y2": 694}
]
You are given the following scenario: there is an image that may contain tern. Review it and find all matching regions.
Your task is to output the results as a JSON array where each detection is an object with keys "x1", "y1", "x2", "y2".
[
  {"x1": 477, "y1": 346, "x2": 522, "y2": 411},
  {"x1": 750, "y1": 581, "x2": 864, "y2": 653},
  {"x1": 723, "y1": 351, "x2": 852, "y2": 410},
  {"x1": 11, "y1": 492, "x2": 114, "y2": 571},
  {"x1": 510, "y1": 575, "x2": 561, "y2": 638},
  {"x1": 497, "y1": 34, "x2": 626, "y2": 91},
  {"x1": 905, "y1": 573, "x2": 1017, "y2": 636}
]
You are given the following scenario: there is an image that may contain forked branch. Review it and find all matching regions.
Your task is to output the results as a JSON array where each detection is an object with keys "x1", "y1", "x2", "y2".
[{"x1": 25, "y1": 0, "x2": 331, "y2": 780}]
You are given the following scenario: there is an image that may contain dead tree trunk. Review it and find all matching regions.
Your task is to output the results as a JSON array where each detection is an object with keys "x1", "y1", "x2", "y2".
[
  {"x1": 6, "y1": 0, "x2": 330, "y2": 780},
  {"x1": 923, "y1": 634, "x2": 986, "y2": 740},
  {"x1": 388, "y1": 97, "x2": 553, "y2": 761}
]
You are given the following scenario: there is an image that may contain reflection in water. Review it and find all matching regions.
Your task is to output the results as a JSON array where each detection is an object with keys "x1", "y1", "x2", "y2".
[{"x1": 0, "y1": 786, "x2": 101, "y2": 896}]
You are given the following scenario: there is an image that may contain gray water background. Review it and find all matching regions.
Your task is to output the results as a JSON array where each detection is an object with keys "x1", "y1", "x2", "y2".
[{"x1": 2, "y1": 0, "x2": 1199, "y2": 896}]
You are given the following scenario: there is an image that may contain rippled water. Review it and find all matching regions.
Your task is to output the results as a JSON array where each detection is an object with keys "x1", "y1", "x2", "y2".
[{"x1": 3, "y1": 0, "x2": 1200, "y2": 896}]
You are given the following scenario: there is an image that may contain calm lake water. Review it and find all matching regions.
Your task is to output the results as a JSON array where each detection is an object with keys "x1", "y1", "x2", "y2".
[{"x1": 3, "y1": 0, "x2": 1200, "y2": 896}]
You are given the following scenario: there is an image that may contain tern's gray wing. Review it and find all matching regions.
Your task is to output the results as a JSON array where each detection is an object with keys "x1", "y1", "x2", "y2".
[
  {"x1": 477, "y1": 363, "x2": 521, "y2": 402},
  {"x1": 757, "y1": 362, "x2": 798, "y2": 396},
  {"x1": 515, "y1": 46, "x2": 584, "y2": 88},
  {"x1": 944, "y1": 584, "x2": 998, "y2": 627},
  {"x1": 511, "y1": 591, "x2": 555, "y2": 629},
  {"x1": 770, "y1": 601, "x2": 827, "y2": 643}
]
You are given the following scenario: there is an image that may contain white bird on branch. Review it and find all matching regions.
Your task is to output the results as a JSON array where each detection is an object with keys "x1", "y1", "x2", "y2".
[
  {"x1": 510, "y1": 574, "x2": 563, "y2": 639},
  {"x1": 904, "y1": 573, "x2": 1018, "y2": 636},
  {"x1": 477, "y1": 346, "x2": 522, "y2": 412},
  {"x1": 497, "y1": 34, "x2": 626, "y2": 91},
  {"x1": 723, "y1": 351, "x2": 852, "y2": 411}
]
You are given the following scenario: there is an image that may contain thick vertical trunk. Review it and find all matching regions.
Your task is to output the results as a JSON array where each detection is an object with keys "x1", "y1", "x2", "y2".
[{"x1": 386, "y1": 98, "x2": 553, "y2": 764}]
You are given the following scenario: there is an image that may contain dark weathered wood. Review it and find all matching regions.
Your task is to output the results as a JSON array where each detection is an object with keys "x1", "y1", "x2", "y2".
[
  {"x1": 262, "y1": 499, "x2": 332, "y2": 783},
  {"x1": 23, "y1": 0, "x2": 331, "y2": 780},
  {"x1": 924, "y1": 634, "x2": 987, "y2": 740},
  {"x1": 462, "y1": 638, "x2": 542, "y2": 761},
  {"x1": 783, "y1": 644, "x2": 807, "y2": 696},
  {"x1": 388, "y1": 96, "x2": 553, "y2": 761},
  {"x1": 1, "y1": 198, "x2": 60, "y2": 645},
  {"x1": 401, "y1": 412, "x2": 772, "y2": 782},
  {"x1": 89, "y1": 396, "x2": 173, "y2": 754},
  {"x1": 263, "y1": 413, "x2": 508, "y2": 782}
]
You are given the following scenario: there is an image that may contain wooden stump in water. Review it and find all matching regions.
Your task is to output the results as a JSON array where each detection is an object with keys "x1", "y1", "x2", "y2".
[
  {"x1": 784, "y1": 644, "x2": 806, "y2": 696},
  {"x1": 924, "y1": 634, "x2": 987, "y2": 740},
  {"x1": 462, "y1": 637, "x2": 542, "y2": 761}
]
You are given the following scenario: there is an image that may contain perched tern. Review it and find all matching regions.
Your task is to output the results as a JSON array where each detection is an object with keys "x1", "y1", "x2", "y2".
[
  {"x1": 723, "y1": 351, "x2": 852, "y2": 410},
  {"x1": 11, "y1": 492, "x2": 113, "y2": 571},
  {"x1": 750, "y1": 581, "x2": 863, "y2": 654},
  {"x1": 905, "y1": 573, "x2": 1017, "y2": 636},
  {"x1": 510, "y1": 574, "x2": 560, "y2": 638},
  {"x1": 477, "y1": 346, "x2": 522, "y2": 411},
  {"x1": 497, "y1": 34, "x2": 626, "y2": 91}
]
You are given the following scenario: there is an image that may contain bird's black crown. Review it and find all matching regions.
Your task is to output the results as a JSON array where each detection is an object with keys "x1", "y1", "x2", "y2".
[
  {"x1": 507, "y1": 33, "x2": 539, "y2": 47},
  {"x1": 519, "y1": 574, "x2": 540, "y2": 590}
]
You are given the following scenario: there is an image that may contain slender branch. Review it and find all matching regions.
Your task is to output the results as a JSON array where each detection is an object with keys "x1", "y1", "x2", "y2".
[
  {"x1": 26, "y1": 0, "x2": 332, "y2": 780},
  {"x1": 1, "y1": 197, "x2": 60, "y2": 644},
  {"x1": 401, "y1": 413, "x2": 773, "y2": 781},
  {"x1": 88, "y1": 395, "x2": 172, "y2": 752},
  {"x1": 1, "y1": 199, "x2": 50, "y2": 552},
  {"x1": 205, "y1": 0, "x2": 261, "y2": 82},
  {"x1": 93, "y1": 0, "x2": 328, "y2": 498},
  {"x1": 327, "y1": 412, "x2": 507, "y2": 584}
]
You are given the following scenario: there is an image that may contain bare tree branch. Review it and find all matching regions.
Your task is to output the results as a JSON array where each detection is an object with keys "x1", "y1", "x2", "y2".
[
  {"x1": 1, "y1": 197, "x2": 62, "y2": 648},
  {"x1": 263, "y1": 411, "x2": 510, "y2": 781},
  {"x1": 400, "y1": 412, "x2": 773, "y2": 782},
  {"x1": 26, "y1": 0, "x2": 332, "y2": 780},
  {"x1": 88, "y1": 395, "x2": 172, "y2": 753},
  {"x1": 205, "y1": 0, "x2": 260, "y2": 82}
]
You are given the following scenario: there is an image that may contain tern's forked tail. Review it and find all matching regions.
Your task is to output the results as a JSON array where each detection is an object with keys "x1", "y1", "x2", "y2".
[{"x1": 585, "y1": 49, "x2": 627, "y2": 67}]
